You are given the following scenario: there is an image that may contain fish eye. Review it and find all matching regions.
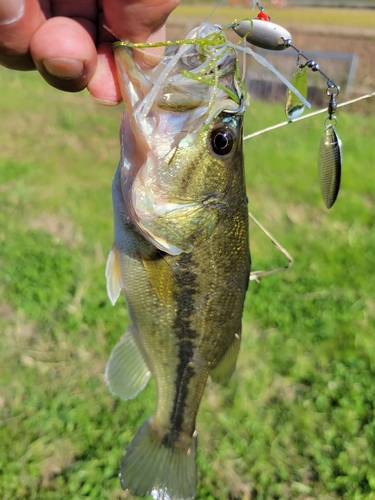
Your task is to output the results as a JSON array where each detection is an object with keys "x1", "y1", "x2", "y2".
[
  {"x1": 181, "y1": 48, "x2": 202, "y2": 68},
  {"x1": 210, "y1": 128, "x2": 235, "y2": 156}
]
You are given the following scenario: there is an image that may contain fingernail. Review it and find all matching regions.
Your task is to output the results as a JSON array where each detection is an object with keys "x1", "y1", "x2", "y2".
[
  {"x1": 133, "y1": 47, "x2": 164, "y2": 68},
  {"x1": 132, "y1": 25, "x2": 166, "y2": 68},
  {"x1": 89, "y1": 94, "x2": 121, "y2": 106},
  {"x1": 0, "y1": 0, "x2": 24, "y2": 26},
  {"x1": 43, "y1": 58, "x2": 84, "y2": 79}
]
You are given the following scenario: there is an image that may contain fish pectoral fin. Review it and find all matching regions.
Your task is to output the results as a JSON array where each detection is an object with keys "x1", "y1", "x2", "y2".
[
  {"x1": 141, "y1": 255, "x2": 177, "y2": 306},
  {"x1": 105, "y1": 326, "x2": 151, "y2": 400},
  {"x1": 106, "y1": 243, "x2": 122, "y2": 306},
  {"x1": 120, "y1": 418, "x2": 197, "y2": 500},
  {"x1": 210, "y1": 333, "x2": 241, "y2": 384}
]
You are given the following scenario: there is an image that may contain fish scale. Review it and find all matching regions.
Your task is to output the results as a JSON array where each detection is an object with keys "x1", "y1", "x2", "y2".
[{"x1": 105, "y1": 22, "x2": 250, "y2": 500}]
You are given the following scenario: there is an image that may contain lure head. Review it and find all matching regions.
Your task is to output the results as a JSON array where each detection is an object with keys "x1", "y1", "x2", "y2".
[
  {"x1": 114, "y1": 23, "x2": 249, "y2": 254},
  {"x1": 232, "y1": 19, "x2": 291, "y2": 51}
]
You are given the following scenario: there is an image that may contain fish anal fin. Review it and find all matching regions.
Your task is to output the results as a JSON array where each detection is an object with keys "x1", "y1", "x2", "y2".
[
  {"x1": 106, "y1": 243, "x2": 122, "y2": 306},
  {"x1": 105, "y1": 327, "x2": 151, "y2": 400},
  {"x1": 210, "y1": 333, "x2": 241, "y2": 384},
  {"x1": 120, "y1": 418, "x2": 197, "y2": 500}
]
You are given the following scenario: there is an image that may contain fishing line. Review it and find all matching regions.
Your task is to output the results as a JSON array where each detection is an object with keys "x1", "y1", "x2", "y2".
[
  {"x1": 226, "y1": 40, "x2": 312, "y2": 108},
  {"x1": 204, "y1": 0, "x2": 226, "y2": 22},
  {"x1": 233, "y1": 0, "x2": 374, "y2": 208},
  {"x1": 228, "y1": 0, "x2": 374, "y2": 275},
  {"x1": 245, "y1": 91, "x2": 375, "y2": 280},
  {"x1": 248, "y1": 211, "x2": 294, "y2": 282},
  {"x1": 116, "y1": 0, "x2": 372, "y2": 209},
  {"x1": 243, "y1": 91, "x2": 375, "y2": 140}
]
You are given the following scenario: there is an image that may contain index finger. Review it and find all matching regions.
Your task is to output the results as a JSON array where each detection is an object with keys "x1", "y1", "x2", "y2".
[
  {"x1": 101, "y1": 0, "x2": 180, "y2": 67},
  {"x1": 102, "y1": 0, "x2": 180, "y2": 42},
  {"x1": 0, "y1": 0, "x2": 45, "y2": 70}
]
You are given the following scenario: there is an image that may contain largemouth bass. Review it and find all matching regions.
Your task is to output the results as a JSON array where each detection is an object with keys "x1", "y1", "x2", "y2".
[{"x1": 105, "y1": 23, "x2": 250, "y2": 500}]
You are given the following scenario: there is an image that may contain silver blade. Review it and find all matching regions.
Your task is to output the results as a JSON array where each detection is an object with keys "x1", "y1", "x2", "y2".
[{"x1": 318, "y1": 124, "x2": 342, "y2": 209}]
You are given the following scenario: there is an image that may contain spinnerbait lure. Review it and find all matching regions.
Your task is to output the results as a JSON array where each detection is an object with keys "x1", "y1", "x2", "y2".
[{"x1": 233, "y1": 1, "x2": 343, "y2": 208}]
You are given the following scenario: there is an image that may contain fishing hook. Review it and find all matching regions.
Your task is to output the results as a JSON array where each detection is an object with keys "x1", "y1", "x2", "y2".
[{"x1": 224, "y1": 94, "x2": 246, "y2": 114}]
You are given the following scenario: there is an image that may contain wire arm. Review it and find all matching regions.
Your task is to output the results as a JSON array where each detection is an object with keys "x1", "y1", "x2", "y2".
[{"x1": 244, "y1": 91, "x2": 375, "y2": 141}]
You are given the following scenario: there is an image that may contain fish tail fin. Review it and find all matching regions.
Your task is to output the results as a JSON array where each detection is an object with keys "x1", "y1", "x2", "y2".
[{"x1": 120, "y1": 418, "x2": 197, "y2": 500}]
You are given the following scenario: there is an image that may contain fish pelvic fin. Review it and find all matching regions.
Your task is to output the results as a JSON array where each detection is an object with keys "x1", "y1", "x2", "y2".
[
  {"x1": 105, "y1": 327, "x2": 151, "y2": 400},
  {"x1": 106, "y1": 243, "x2": 122, "y2": 306},
  {"x1": 210, "y1": 333, "x2": 241, "y2": 384},
  {"x1": 120, "y1": 419, "x2": 197, "y2": 500}
]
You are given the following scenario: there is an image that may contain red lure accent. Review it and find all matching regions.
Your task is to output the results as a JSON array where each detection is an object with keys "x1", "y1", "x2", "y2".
[{"x1": 257, "y1": 11, "x2": 271, "y2": 21}]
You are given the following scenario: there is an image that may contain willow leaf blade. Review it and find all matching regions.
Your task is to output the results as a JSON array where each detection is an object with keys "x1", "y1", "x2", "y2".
[
  {"x1": 318, "y1": 125, "x2": 342, "y2": 209},
  {"x1": 285, "y1": 65, "x2": 308, "y2": 120}
]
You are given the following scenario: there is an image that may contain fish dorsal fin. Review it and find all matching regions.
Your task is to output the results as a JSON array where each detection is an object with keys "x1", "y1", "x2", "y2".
[
  {"x1": 210, "y1": 333, "x2": 241, "y2": 384},
  {"x1": 106, "y1": 243, "x2": 122, "y2": 306},
  {"x1": 105, "y1": 327, "x2": 151, "y2": 400}
]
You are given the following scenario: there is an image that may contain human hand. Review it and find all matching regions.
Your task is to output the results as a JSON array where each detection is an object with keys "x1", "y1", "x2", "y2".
[{"x1": 0, "y1": 0, "x2": 180, "y2": 104}]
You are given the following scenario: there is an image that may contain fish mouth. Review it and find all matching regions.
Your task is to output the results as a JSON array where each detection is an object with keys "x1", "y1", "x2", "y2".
[
  {"x1": 114, "y1": 22, "x2": 245, "y2": 156},
  {"x1": 113, "y1": 23, "x2": 247, "y2": 255}
]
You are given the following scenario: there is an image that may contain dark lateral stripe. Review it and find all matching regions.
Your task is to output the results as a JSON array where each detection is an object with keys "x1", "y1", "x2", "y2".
[
  {"x1": 172, "y1": 252, "x2": 199, "y2": 341},
  {"x1": 162, "y1": 340, "x2": 195, "y2": 446},
  {"x1": 166, "y1": 253, "x2": 199, "y2": 439}
]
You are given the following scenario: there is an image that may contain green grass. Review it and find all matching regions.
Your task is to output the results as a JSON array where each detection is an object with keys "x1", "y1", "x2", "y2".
[{"x1": 1, "y1": 45, "x2": 375, "y2": 500}]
